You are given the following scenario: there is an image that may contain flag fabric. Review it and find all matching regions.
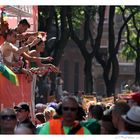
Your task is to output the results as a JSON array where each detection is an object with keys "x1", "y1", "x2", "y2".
[{"x1": 0, "y1": 63, "x2": 19, "y2": 86}]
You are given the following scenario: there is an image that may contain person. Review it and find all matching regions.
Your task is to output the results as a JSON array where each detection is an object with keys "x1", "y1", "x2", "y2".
[
  {"x1": 127, "y1": 92, "x2": 140, "y2": 107},
  {"x1": 35, "y1": 103, "x2": 46, "y2": 113},
  {"x1": 100, "y1": 114, "x2": 117, "y2": 134},
  {"x1": 14, "y1": 19, "x2": 49, "y2": 72},
  {"x1": 55, "y1": 71, "x2": 63, "y2": 101},
  {"x1": 35, "y1": 112, "x2": 46, "y2": 125},
  {"x1": 0, "y1": 21, "x2": 9, "y2": 45},
  {"x1": 14, "y1": 123, "x2": 35, "y2": 134},
  {"x1": 35, "y1": 112, "x2": 46, "y2": 134},
  {"x1": 80, "y1": 104, "x2": 101, "y2": 134},
  {"x1": 111, "y1": 101, "x2": 130, "y2": 134},
  {"x1": 27, "y1": 36, "x2": 58, "y2": 73},
  {"x1": 0, "y1": 108, "x2": 17, "y2": 134},
  {"x1": 0, "y1": 29, "x2": 40, "y2": 68},
  {"x1": 121, "y1": 106, "x2": 140, "y2": 134},
  {"x1": 14, "y1": 102, "x2": 36, "y2": 134},
  {"x1": 0, "y1": 10, "x2": 9, "y2": 45},
  {"x1": 43, "y1": 106, "x2": 56, "y2": 122},
  {"x1": 14, "y1": 19, "x2": 46, "y2": 48},
  {"x1": 0, "y1": 29, "x2": 40, "y2": 81},
  {"x1": 39, "y1": 96, "x2": 91, "y2": 134}
]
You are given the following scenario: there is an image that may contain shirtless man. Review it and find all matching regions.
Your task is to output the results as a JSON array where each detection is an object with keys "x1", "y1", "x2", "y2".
[{"x1": 0, "y1": 29, "x2": 40, "y2": 81}]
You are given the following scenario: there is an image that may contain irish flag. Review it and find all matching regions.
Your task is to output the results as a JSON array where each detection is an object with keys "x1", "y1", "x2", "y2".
[{"x1": 0, "y1": 63, "x2": 19, "y2": 86}]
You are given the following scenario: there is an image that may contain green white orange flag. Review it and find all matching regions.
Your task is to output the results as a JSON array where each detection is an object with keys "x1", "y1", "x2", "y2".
[{"x1": 0, "y1": 63, "x2": 19, "y2": 86}]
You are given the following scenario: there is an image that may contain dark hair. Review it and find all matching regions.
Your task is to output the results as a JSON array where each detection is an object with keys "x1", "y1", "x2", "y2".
[
  {"x1": 35, "y1": 113, "x2": 45, "y2": 123},
  {"x1": 76, "y1": 105, "x2": 86, "y2": 121},
  {"x1": 101, "y1": 115, "x2": 117, "y2": 134},
  {"x1": 112, "y1": 101, "x2": 130, "y2": 115},
  {"x1": 91, "y1": 105, "x2": 104, "y2": 120},
  {"x1": 19, "y1": 19, "x2": 30, "y2": 28}
]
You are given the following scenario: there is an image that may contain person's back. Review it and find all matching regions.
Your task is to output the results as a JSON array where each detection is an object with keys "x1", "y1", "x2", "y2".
[{"x1": 80, "y1": 104, "x2": 101, "y2": 134}]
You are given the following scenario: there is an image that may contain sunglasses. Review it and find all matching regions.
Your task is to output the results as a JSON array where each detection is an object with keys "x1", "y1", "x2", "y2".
[
  {"x1": 62, "y1": 107, "x2": 78, "y2": 112},
  {"x1": 1, "y1": 115, "x2": 16, "y2": 120},
  {"x1": 15, "y1": 109, "x2": 26, "y2": 113}
]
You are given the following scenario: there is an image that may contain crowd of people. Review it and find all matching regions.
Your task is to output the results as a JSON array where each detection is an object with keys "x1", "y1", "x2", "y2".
[
  {"x1": 0, "y1": 91, "x2": 140, "y2": 134},
  {"x1": 0, "y1": 18, "x2": 59, "y2": 82}
]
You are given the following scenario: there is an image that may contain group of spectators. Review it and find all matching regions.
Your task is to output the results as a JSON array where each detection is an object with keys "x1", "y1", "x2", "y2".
[
  {"x1": 0, "y1": 18, "x2": 59, "y2": 82},
  {"x1": 0, "y1": 92, "x2": 140, "y2": 135}
]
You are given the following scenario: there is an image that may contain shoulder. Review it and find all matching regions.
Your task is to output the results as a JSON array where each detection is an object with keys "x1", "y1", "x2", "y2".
[
  {"x1": 39, "y1": 122, "x2": 50, "y2": 134},
  {"x1": 82, "y1": 126, "x2": 92, "y2": 134}
]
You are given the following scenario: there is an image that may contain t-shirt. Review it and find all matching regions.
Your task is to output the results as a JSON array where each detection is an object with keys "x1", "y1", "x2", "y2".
[
  {"x1": 80, "y1": 118, "x2": 101, "y2": 134},
  {"x1": 39, "y1": 120, "x2": 91, "y2": 134}
]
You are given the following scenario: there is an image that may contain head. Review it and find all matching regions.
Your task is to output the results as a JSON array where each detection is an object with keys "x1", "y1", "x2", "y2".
[
  {"x1": 35, "y1": 103, "x2": 46, "y2": 113},
  {"x1": 43, "y1": 107, "x2": 56, "y2": 122},
  {"x1": 0, "y1": 108, "x2": 17, "y2": 134},
  {"x1": 35, "y1": 38, "x2": 45, "y2": 52},
  {"x1": 14, "y1": 102, "x2": 30, "y2": 122},
  {"x1": 35, "y1": 112, "x2": 45, "y2": 125},
  {"x1": 101, "y1": 115, "x2": 117, "y2": 134},
  {"x1": 29, "y1": 37, "x2": 45, "y2": 53},
  {"x1": 3, "y1": 29, "x2": 17, "y2": 44},
  {"x1": 17, "y1": 19, "x2": 30, "y2": 34},
  {"x1": 90, "y1": 104, "x2": 104, "y2": 120},
  {"x1": 61, "y1": 96, "x2": 79, "y2": 125},
  {"x1": 112, "y1": 101, "x2": 130, "y2": 129},
  {"x1": 122, "y1": 106, "x2": 140, "y2": 133}
]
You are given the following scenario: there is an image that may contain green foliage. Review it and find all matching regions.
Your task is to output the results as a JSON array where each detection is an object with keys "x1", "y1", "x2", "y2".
[
  {"x1": 70, "y1": 6, "x2": 98, "y2": 28},
  {"x1": 121, "y1": 45, "x2": 137, "y2": 60}
]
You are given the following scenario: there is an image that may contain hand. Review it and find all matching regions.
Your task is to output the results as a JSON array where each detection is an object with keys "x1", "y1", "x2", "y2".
[
  {"x1": 47, "y1": 64, "x2": 59, "y2": 73},
  {"x1": 30, "y1": 38, "x2": 41, "y2": 48},
  {"x1": 42, "y1": 57, "x2": 54, "y2": 62},
  {"x1": 38, "y1": 31, "x2": 47, "y2": 37}
]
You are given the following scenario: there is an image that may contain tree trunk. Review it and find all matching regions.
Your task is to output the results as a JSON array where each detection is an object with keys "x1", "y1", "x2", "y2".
[
  {"x1": 84, "y1": 58, "x2": 93, "y2": 94},
  {"x1": 103, "y1": 56, "x2": 119, "y2": 97},
  {"x1": 135, "y1": 51, "x2": 140, "y2": 86}
]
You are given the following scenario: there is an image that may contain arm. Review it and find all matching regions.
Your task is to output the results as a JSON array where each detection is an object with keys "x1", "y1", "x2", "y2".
[{"x1": 12, "y1": 38, "x2": 40, "y2": 55}]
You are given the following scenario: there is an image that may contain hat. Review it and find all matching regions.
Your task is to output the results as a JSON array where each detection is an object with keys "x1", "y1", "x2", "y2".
[
  {"x1": 14, "y1": 102, "x2": 30, "y2": 112},
  {"x1": 48, "y1": 102, "x2": 58, "y2": 109},
  {"x1": 122, "y1": 106, "x2": 140, "y2": 127}
]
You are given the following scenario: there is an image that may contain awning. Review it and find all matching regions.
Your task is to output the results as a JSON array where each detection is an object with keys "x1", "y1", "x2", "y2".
[{"x1": 2, "y1": 5, "x2": 32, "y2": 17}]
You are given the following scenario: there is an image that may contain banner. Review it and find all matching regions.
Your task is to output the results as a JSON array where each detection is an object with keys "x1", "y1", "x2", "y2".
[{"x1": 0, "y1": 73, "x2": 33, "y2": 117}]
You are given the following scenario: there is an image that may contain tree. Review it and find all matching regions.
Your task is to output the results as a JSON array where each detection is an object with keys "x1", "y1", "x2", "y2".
[
  {"x1": 95, "y1": 6, "x2": 136, "y2": 96},
  {"x1": 38, "y1": 6, "x2": 69, "y2": 100},
  {"x1": 67, "y1": 6, "x2": 106, "y2": 94},
  {"x1": 120, "y1": 6, "x2": 140, "y2": 86}
]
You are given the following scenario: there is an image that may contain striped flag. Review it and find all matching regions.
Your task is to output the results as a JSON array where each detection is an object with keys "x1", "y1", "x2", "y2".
[{"x1": 0, "y1": 63, "x2": 19, "y2": 86}]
